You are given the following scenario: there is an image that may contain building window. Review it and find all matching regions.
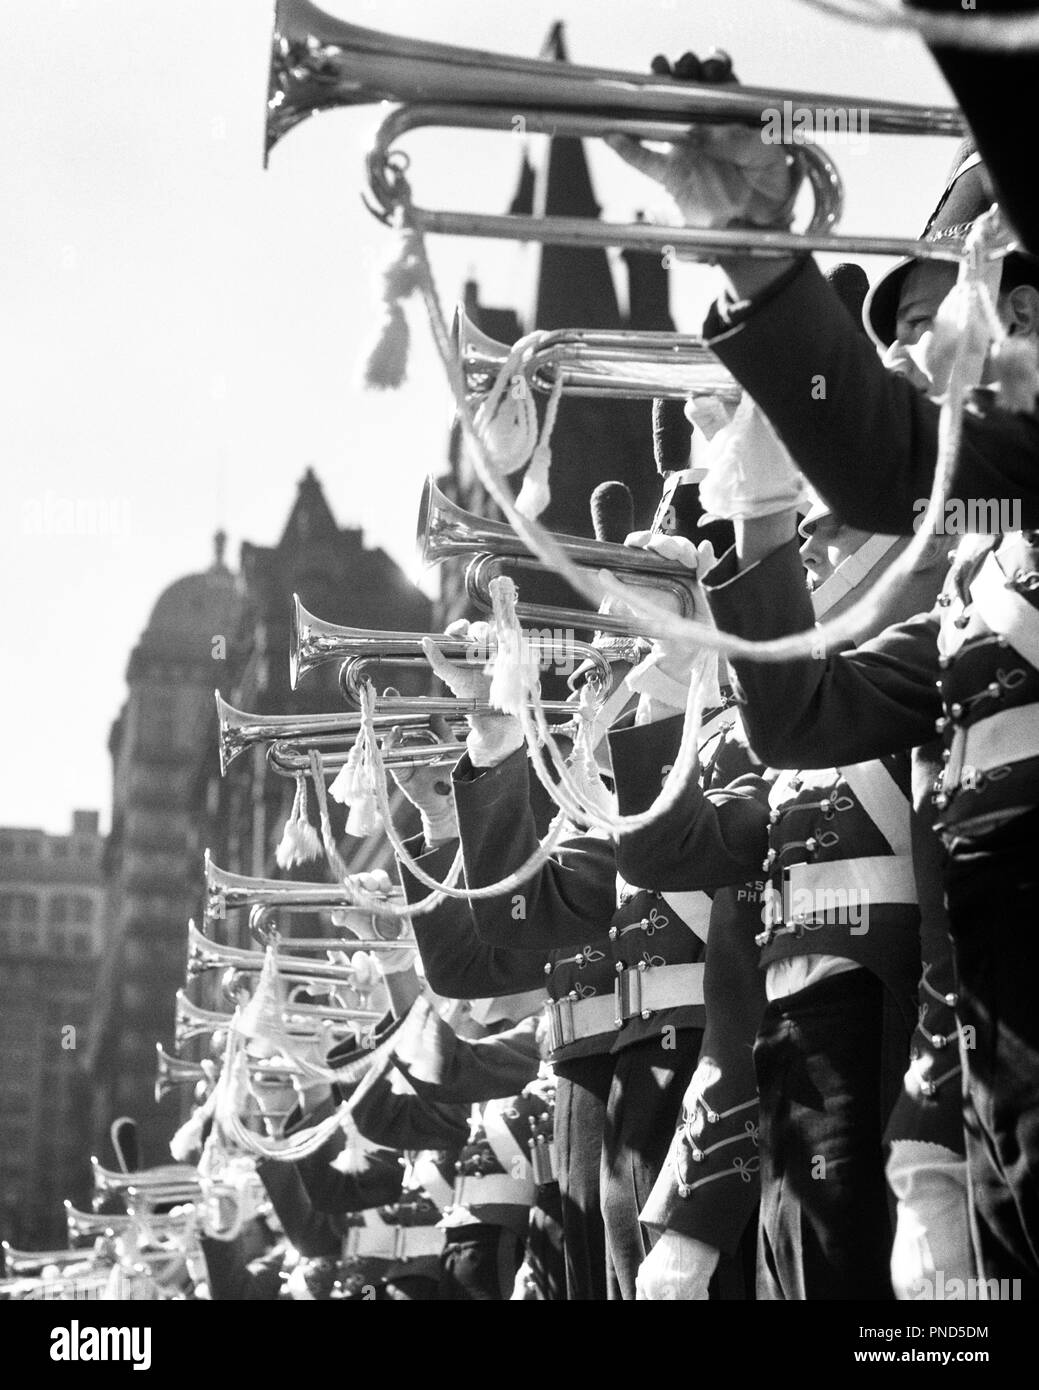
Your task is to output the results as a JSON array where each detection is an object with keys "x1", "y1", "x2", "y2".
[
  {"x1": 72, "y1": 933, "x2": 91, "y2": 957},
  {"x1": 51, "y1": 840, "x2": 69, "y2": 859},
  {"x1": 49, "y1": 897, "x2": 69, "y2": 927},
  {"x1": 21, "y1": 840, "x2": 40, "y2": 859},
  {"x1": 19, "y1": 929, "x2": 34, "y2": 952},
  {"x1": 0, "y1": 836, "x2": 14, "y2": 856},
  {"x1": 2, "y1": 894, "x2": 40, "y2": 926},
  {"x1": 71, "y1": 895, "x2": 94, "y2": 924},
  {"x1": 76, "y1": 841, "x2": 94, "y2": 861},
  {"x1": 48, "y1": 929, "x2": 66, "y2": 957},
  {"x1": 0, "y1": 927, "x2": 9, "y2": 952}
]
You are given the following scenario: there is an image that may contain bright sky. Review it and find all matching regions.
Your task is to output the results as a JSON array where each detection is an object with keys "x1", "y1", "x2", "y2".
[{"x1": 0, "y1": 0, "x2": 959, "y2": 833}]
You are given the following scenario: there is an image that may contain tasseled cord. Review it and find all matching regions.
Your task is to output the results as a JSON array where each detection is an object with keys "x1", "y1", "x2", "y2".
[
  {"x1": 275, "y1": 772, "x2": 322, "y2": 871},
  {"x1": 362, "y1": 227, "x2": 427, "y2": 390},
  {"x1": 515, "y1": 373, "x2": 565, "y2": 520},
  {"x1": 487, "y1": 575, "x2": 541, "y2": 716},
  {"x1": 327, "y1": 739, "x2": 383, "y2": 838}
]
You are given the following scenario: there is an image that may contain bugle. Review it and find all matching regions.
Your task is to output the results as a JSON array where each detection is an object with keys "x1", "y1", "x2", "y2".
[
  {"x1": 418, "y1": 476, "x2": 699, "y2": 635},
  {"x1": 455, "y1": 306, "x2": 741, "y2": 403},
  {"x1": 264, "y1": 1, "x2": 988, "y2": 263}
]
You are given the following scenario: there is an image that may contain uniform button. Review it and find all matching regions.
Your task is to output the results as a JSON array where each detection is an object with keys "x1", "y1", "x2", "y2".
[
  {"x1": 935, "y1": 792, "x2": 950, "y2": 809},
  {"x1": 987, "y1": 682, "x2": 1002, "y2": 699},
  {"x1": 920, "y1": 1080, "x2": 937, "y2": 1097},
  {"x1": 945, "y1": 992, "x2": 959, "y2": 1008},
  {"x1": 608, "y1": 927, "x2": 618, "y2": 940},
  {"x1": 640, "y1": 918, "x2": 651, "y2": 931},
  {"x1": 637, "y1": 960, "x2": 648, "y2": 972},
  {"x1": 942, "y1": 750, "x2": 951, "y2": 762},
  {"x1": 705, "y1": 1109, "x2": 719, "y2": 1124},
  {"x1": 953, "y1": 615, "x2": 970, "y2": 628},
  {"x1": 949, "y1": 703, "x2": 964, "y2": 718},
  {"x1": 935, "y1": 717, "x2": 948, "y2": 733},
  {"x1": 937, "y1": 593, "x2": 952, "y2": 608},
  {"x1": 930, "y1": 1034, "x2": 947, "y2": 1049},
  {"x1": 690, "y1": 1148, "x2": 704, "y2": 1163},
  {"x1": 769, "y1": 810, "x2": 780, "y2": 824},
  {"x1": 996, "y1": 634, "x2": 1009, "y2": 648},
  {"x1": 677, "y1": 1183, "x2": 691, "y2": 1199},
  {"x1": 641, "y1": 1010, "x2": 652, "y2": 1020},
  {"x1": 568, "y1": 990, "x2": 579, "y2": 1002},
  {"x1": 805, "y1": 837, "x2": 817, "y2": 853},
  {"x1": 938, "y1": 656, "x2": 951, "y2": 670},
  {"x1": 615, "y1": 962, "x2": 624, "y2": 974},
  {"x1": 543, "y1": 963, "x2": 552, "y2": 976}
]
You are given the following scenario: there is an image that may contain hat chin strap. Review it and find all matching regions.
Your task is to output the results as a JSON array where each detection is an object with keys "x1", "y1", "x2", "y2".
[{"x1": 810, "y1": 534, "x2": 902, "y2": 618}]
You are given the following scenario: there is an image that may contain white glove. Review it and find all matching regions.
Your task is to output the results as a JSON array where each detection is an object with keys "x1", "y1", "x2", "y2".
[
  {"x1": 697, "y1": 393, "x2": 811, "y2": 522},
  {"x1": 886, "y1": 1140, "x2": 977, "y2": 1300},
  {"x1": 604, "y1": 533, "x2": 721, "y2": 718},
  {"x1": 422, "y1": 622, "x2": 524, "y2": 768},
  {"x1": 635, "y1": 1230, "x2": 720, "y2": 1300}
]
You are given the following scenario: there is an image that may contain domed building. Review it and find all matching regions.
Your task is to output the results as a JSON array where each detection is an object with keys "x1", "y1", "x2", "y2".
[
  {"x1": 84, "y1": 535, "x2": 249, "y2": 1168},
  {"x1": 85, "y1": 472, "x2": 432, "y2": 1170}
]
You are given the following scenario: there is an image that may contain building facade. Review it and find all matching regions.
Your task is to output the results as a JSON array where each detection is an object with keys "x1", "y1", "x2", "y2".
[
  {"x1": 0, "y1": 811, "x2": 105, "y2": 1248},
  {"x1": 85, "y1": 472, "x2": 431, "y2": 1171}
]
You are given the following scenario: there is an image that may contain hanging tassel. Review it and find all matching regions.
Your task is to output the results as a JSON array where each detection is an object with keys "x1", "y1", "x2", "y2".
[
  {"x1": 169, "y1": 1087, "x2": 217, "y2": 1164},
  {"x1": 516, "y1": 375, "x2": 564, "y2": 520},
  {"x1": 329, "y1": 738, "x2": 383, "y2": 837},
  {"x1": 275, "y1": 773, "x2": 322, "y2": 870},
  {"x1": 566, "y1": 686, "x2": 618, "y2": 820},
  {"x1": 487, "y1": 576, "x2": 540, "y2": 716},
  {"x1": 991, "y1": 336, "x2": 1039, "y2": 414},
  {"x1": 361, "y1": 228, "x2": 426, "y2": 390},
  {"x1": 328, "y1": 742, "x2": 365, "y2": 806},
  {"x1": 473, "y1": 387, "x2": 539, "y2": 476}
]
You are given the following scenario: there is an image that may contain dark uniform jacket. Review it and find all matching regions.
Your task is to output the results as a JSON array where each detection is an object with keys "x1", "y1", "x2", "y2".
[{"x1": 704, "y1": 538, "x2": 967, "y2": 1151}]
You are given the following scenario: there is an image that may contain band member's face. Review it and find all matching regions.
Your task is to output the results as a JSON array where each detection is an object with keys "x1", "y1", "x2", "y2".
[
  {"x1": 885, "y1": 260, "x2": 959, "y2": 396},
  {"x1": 799, "y1": 515, "x2": 874, "y2": 586}
]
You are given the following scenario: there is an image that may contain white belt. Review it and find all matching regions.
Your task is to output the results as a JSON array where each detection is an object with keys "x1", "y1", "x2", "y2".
[
  {"x1": 785, "y1": 855, "x2": 916, "y2": 905},
  {"x1": 545, "y1": 994, "x2": 617, "y2": 1051},
  {"x1": 342, "y1": 1221, "x2": 444, "y2": 1262},
  {"x1": 943, "y1": 704, "x2": 1039, "y2": 798},
  {"x1": 613, "y1": 962, "x2": 705, "y2": 1024},
  {"x1": 452, "y1": 1173, "x2": 536, "y2": 1210},
  {"x1": 756, "y1": 855, "x2": 916, "y2": 946}
]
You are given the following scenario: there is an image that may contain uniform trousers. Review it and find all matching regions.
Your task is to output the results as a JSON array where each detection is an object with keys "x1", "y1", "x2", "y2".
[
  {"x1": 945, "y1": 805, "x2": 1039, "y2": 1296},
  {"x1": 602, "y1": 1031, "x2": 703, "y2": 1301},
  {"x1": 754, "y1": 970, "x2": 901, "y2": 1300},
  {"x1": 553, "y1": 1054, "x2": 613, "y2": 1301}
]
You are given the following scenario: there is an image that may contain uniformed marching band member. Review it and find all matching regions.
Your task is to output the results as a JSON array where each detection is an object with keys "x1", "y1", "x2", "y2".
[
  {"x1": 389, "y1": 748, "x2": 617, "y2": 1301},
  {"x1": 410, "y1": 521, "x2": 762, "y2": 1299},
  {"x1": 346, "y1": 991, "x2": 555, "y2": 1299},
  {"x1": 609, "y1": 35, "x2": 1039, "y2": 1293}
]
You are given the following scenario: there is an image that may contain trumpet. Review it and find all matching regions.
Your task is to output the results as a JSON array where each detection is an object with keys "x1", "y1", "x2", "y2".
[
  {"x1": 64, "y1": 1201, "x2": 133, "y2": 1244},
  {"x1": 174, "y1": 989, "x2": 356, "y2": 1052},
  {"x1": 188, "y1": 919, "x2": 379, "y2": 986},
  {"x1": 216, "y1": 689, "x2": 454, "y2": 773},
  {"x1": 294, "y1": 604, "x2": 612, "y2": 713},
  {"x1": 91, "y1": 1158, "x2": 200, "y2": 1206},
  {"x1": 1, "y1": 1243, "x2": 101, "y2": 1277},
  {"x1": 419, "y1": 476, "x2": 699, "y2": 635},
  {"x1": 455, "y1": 306, "x2": 741, "y2": 403},
  {"x1": 204, "y1": 852, "x2": 404, "y2": 925},
  {"x1": 155, "y1": 1045, "x2": 210, "y2": 1104},
  {"x1": 265, "y1": 1, "x2": 982, "y2": 263}
]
